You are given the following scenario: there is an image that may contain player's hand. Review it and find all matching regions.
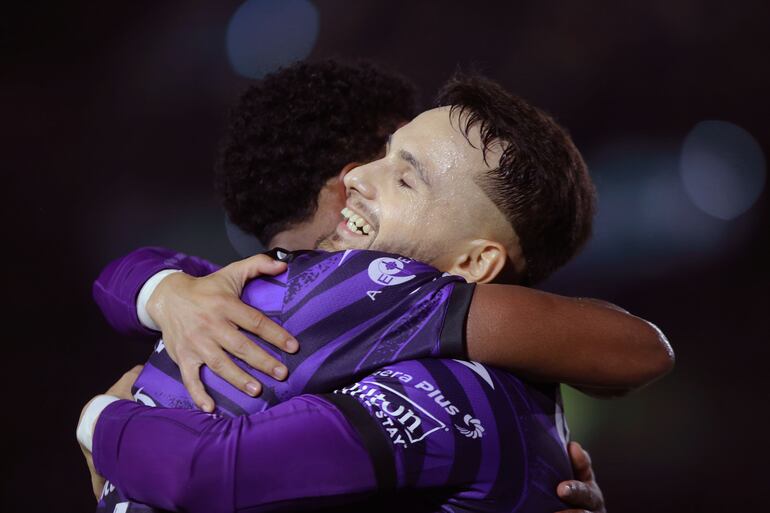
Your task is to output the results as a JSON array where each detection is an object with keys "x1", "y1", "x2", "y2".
[
  {"x1": 146, "y1": 254, "x2": 298, "y2": 412},
  {"x1": 79, "y1": 443, "x2": 105, "y2": 501},
  {"x1": 555, "y1": 441, "x2": 606, "y2": 513},
  {"x1": 77, "y1": 366, "x2": 142, "y2": 502},
  {"x1": 106, "y1": 364, "x2": 143, "y2": 400}
]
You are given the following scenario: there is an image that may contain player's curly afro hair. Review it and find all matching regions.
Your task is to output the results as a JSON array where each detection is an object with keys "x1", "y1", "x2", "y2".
[{"x1": 215, "y1": 60, "x2": 418, "y2": 243}]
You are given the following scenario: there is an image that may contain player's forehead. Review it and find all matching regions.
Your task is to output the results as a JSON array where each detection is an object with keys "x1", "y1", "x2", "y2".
[{"x1": 392, "y1": 107, "x2": 501, "y2": 182}]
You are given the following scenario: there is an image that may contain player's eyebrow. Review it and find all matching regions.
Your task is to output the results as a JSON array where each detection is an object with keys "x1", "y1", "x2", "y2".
[{"x1": 399, "y1": 149, "x2": 430, "y2": 186}]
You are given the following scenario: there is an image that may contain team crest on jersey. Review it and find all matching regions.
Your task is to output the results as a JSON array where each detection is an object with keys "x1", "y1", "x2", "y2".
[{"x1": 367, "y1": 257, "x2": 416, "y2": 286}]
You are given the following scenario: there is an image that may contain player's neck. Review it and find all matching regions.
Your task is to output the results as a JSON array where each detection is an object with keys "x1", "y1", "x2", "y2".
[{"x1": 269, "y1": 181, "x2": 344, "y2": 252}]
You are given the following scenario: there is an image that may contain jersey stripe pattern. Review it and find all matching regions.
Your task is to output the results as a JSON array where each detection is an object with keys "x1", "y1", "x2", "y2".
[
  {"x1": 133, "y1": 249, "x2": 470, "y2": 415},
  {"x1": 98, "y1": 249, "x2": 472, "y2": 512},
  {"x1": 96, "y1": 250, "x2": 572, "y2": 512},
  {"x1": 322, "y1": 359, "x2": 572, "y2": 512}
]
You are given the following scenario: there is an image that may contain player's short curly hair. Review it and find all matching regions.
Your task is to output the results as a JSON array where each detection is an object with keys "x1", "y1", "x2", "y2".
[{"x1": 215, "y1": 60, "x2": 418, "y2": 243}]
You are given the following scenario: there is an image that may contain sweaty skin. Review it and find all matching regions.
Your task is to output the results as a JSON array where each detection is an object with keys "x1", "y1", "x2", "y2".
[{"x1": 319, "y1": 107, "x2": 523, "y2": 279}]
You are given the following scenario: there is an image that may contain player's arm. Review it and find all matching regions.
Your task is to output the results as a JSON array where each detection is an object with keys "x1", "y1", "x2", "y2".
[
  {"x1": 102, "y1": 249, "x2": 671, "y2": 398},
  {"x1": 93, "y1": 246, "x2": 223, "y2": 337},
  {"x1": 467, "y1": 284, "x2": 674, "y2": 396},
  {"x1": 80, "y1": 394, "x2": 388, "y2": 511},
  {"x1": 137, "y1": 256, "x2": 672, "y2": 397},
  {"x1": 93, "y1": 247, "x2": 298, "y2": 411},
  {"x1": 78, "y1": 366, "x2": 606, "y2": 513}
]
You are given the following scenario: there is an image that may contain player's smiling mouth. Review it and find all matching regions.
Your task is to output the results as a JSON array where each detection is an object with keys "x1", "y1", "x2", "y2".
[{"x1": 341, "y1": 207, "x2": 373, "y2": 236}]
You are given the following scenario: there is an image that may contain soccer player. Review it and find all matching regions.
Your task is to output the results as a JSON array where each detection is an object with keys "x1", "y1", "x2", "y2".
[
  {"x1": 95, "y1": 61, "x2": 668, "y2": 407},
  {"x1": 79, "y1": 73, "x2": 671, "y2": 512}
]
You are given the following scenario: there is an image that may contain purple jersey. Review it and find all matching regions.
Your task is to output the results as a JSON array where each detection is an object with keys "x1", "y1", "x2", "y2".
[
  {"x1": 128, "y1": 249, "x2": 471, "y2": 416},
  {"x1": 92, "y1": 248, "x2": 572, "y2": 512},
  {"x1": 94, "y1": 359, "x2": 572, "y2": 513}
]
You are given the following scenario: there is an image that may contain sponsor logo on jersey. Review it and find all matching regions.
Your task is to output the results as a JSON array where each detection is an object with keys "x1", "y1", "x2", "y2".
[
  {"x1": 372, "y1": 368, "x2": 414, "y2": 383},
  {"x1": 454, "y1": 414, "x2": 485, "y2": 439},
  {"x1": 414, "y1": 380, "x2": 461, "y2": 416},
  {"x1": 371, "y1": 368, "x2": 487, "y2": 440},
  {"x1": 335, "y1": 380, "x2": 446, "y2": 448},
  {"x1": 367, "y1": 257, "x2": 416, "y2": 286}
]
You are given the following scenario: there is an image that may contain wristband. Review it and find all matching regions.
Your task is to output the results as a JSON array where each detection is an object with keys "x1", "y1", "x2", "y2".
[
  {"x1": 137, "y1": 269, "x2": 182, "y2": 331},
  {"x1": 76, "y1": 395, "x2": 120, "y2": 452}
]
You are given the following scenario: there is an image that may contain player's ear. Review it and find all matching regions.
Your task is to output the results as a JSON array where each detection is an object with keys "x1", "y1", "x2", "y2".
[{"x1": 446, "y1": 240, "x2": 508, "y2": 284}]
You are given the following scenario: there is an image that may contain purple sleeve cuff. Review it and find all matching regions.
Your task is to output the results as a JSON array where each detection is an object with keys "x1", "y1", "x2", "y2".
[{"x1": 92, "y1": 247, "x2": 221, "y2": 339}]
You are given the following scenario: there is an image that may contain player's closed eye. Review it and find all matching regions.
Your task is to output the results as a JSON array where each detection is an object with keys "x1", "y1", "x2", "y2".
[{"x1": 398, "y1": 178, "x2": 412, "y2": 189}]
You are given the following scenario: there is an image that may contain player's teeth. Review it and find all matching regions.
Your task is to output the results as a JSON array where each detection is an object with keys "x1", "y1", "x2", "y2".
[
  {"x1": 363, "y1": 224, "x2": 371, "y2": 234},
  {"x1": 351, "y1": 214, "x2": 360, "y2": 223},
  {"x1": 348, "y1": 221, "x2": 356, "y2": 231},
  {"x1": 341, "y1": 208, "x2": 349, "y2": 217},
  {"x1": 355, "y1": 218, "x2": 364, "y2": 227}
]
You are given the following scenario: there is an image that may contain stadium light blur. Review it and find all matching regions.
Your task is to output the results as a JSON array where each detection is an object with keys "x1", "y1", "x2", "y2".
[
  {"x1": 226, "y1": 0, "x2": 319, "y2": 79},
  {"x1": 551, "y1": 140, "x2": 729, "y2": 284},
  {"x1": 680, "y1": 120, "x2": 766, "y2": 220}
]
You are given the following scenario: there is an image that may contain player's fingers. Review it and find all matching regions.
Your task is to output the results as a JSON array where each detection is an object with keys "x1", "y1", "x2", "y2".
[
  {"x1": 106, "y1": 365, "x2": 145, "y2": 398},
  {"x1": 221, "y1": 329, "x2": 288, "y2": 381},
  {"x1": 231, "y1": 254, "x2": 288, "y2": 283},
  {"x1": 202, "y1": 346, "x2": 264, "y2": 397},
  {"x1": 91, "y1": 475, "x2": 106, "y2": 502},
  {"x1": 127, "y1": 364, "x2": 144, "y2": 376},
  {"x1": 227, "y1": 298, "x2": 298, "y2": 353},
  {"x1": 568, "y1": 441, "x2": 594, "y2": 481},
  {"x1": 118, "y1": 365, "x2": 143, "y2": 385},
  {"x1": 179, "y1": 358, "x2": 215, "y2": 413},
  {"x1": 557, "y1": 481, "x2": 601, "y2": 511}
]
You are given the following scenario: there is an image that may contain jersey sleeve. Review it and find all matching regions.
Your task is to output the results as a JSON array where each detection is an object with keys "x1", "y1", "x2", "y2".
[
  {"x1": 92, "y1": 395, "x2": 388, "y2": 513},
  {"x1": 92, "y1": 246, "x2": 221, "y2": 338}
]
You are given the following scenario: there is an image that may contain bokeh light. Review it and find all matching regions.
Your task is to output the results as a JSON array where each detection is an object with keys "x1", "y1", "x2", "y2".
[
  {"x1": 226, "y1": 0, "x2": 319, "y2": 79},
  {"x1": 680, "y1": 120, "x2": 766, "y2": 220},
  {"x1": 554, "y1": 140, "x2": 729, "y2": 284}
]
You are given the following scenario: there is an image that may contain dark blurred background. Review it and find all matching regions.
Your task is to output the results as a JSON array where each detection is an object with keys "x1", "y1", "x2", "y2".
[{"x1": 3, "y1": 1, "x2": 768, "y2": 511}]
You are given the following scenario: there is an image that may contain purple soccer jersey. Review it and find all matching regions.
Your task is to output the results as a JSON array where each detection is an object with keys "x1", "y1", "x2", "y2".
[
  {"x1": 94, "y1": 360, "x2": 572, "y2": 513},
  {"x1": 92, "y1": 248, "x2": 572, "y2": 512},
  {"x1": 126, "y1": 249, "x2": 471, "y2": 416}
]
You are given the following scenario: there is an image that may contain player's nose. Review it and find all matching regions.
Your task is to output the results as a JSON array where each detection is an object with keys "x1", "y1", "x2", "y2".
[{"x1": 344, "y1": 162, "x2": 377, "y2": 200}]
